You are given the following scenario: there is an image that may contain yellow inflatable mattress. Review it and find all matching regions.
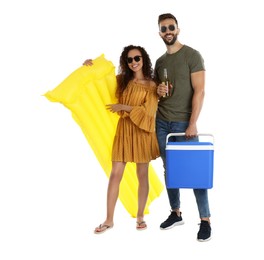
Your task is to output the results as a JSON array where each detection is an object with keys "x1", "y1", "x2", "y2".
[{"x1": 44, "y1": 54, "x2": 163, "y2": 217}]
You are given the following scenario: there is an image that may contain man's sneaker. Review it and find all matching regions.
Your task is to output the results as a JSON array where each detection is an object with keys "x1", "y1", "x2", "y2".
[
  {"x1": 197, "y1": 220, "x2": 211, "y2": 241},
  {"x1": 160, "y1": 211, "x2": 184, "y2": 230}
]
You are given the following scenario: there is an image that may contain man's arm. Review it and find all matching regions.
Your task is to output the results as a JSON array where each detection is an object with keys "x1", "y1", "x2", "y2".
[{"x1": 186, "y1": 70, "x2": 205, "y2": 137}]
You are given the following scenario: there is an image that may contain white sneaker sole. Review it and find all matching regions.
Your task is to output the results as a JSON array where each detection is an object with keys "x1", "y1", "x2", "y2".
[
  {"x1": 197, "y1": 236, "x2": 211, "y2": 242},
  {"x1": 160, "y1": 220, "x2": 185, "y2": 230}
]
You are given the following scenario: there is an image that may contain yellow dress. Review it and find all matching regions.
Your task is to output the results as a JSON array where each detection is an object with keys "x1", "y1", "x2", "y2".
[{"x1": 112, "y1": 80, "x2": 160, "y2": 163}]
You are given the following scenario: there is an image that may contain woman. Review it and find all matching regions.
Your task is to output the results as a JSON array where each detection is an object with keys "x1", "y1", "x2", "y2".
[{"x1": 83, "y1": 45, "x2": 160, "y2": 233}]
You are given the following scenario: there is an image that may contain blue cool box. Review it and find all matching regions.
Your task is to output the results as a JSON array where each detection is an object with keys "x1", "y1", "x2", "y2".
[{"x1": 166, "y1": 137, "x2": 214, "y2": 189}]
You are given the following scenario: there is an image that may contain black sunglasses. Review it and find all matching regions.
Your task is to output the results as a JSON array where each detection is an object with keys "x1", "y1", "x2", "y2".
[
  {"x1": 127, "y1": 55, "x2": 142, "y2": 64},
  {"x1": 160, "y1": 25, "x2": 176, "y2": 33}
]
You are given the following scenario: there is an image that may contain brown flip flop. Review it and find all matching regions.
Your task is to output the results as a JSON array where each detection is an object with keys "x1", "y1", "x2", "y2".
[
  {"x1": 94, "y1": 224, "x2": 113, "y2": 234},
  {"x1": 136, "y1": 221, "x2": 147, "y2": 231}
]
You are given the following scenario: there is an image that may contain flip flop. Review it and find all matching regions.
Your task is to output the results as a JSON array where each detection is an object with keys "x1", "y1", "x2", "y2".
[
  {"x1": 94, "y1": 224, "x2": 113, "y2": 234},
  {"x1": 136, "y1": 221, "x2": 147, "y2": 231}
]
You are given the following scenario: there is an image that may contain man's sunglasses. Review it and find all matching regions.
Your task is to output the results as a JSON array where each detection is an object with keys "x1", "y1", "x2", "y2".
[
  {"x1": 127, "y1": 55, "x2": 142, "y2": 64},
  {"x1": 160, "y1": 25, "x2": 176, "y2": 33}
]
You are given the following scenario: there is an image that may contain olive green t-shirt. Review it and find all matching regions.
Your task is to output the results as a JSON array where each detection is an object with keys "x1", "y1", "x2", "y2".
[{"x1": 154, "y1": 45, "x2": 205, "y2": 122}]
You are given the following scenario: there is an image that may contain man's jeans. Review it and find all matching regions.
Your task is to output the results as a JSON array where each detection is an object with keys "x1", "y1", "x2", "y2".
[{"x1": 156, "y1": 118, "x2": 211, "y2": 218}]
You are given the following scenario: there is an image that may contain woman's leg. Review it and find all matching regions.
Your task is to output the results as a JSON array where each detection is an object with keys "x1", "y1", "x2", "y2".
[
  {"x1": 94, "y1": 161, "x2": 126, "y2": 232},
  {"x1": 136, "y1": 163, "x2": 149, "y2": 224}
]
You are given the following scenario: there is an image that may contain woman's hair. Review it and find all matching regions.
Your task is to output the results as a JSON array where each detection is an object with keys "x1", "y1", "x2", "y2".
[{"x1": 116, "y1": 45, "x2": 154, "y2": 99}]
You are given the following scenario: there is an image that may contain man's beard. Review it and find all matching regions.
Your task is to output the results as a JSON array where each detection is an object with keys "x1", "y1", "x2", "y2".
[{"x1": 162, "y1": 34, "x2": 177, "y2": 46}]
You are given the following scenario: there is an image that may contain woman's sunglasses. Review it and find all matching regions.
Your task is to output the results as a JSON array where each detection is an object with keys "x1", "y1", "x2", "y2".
[
  {"x1": 127, "y1": 55, "x2": 142, "y2": 64},
  {"x1": 160, "y1": 25, "x2": 176, "y2": 33}
]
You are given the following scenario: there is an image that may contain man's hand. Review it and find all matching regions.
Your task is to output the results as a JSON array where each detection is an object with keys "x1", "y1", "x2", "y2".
[{"x1": 157, "y1": 82, "x2": 167, "y2": 97}]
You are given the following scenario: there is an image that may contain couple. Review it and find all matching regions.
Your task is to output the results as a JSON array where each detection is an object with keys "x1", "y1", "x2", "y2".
[{"x1": 83, "y1": 13, "x2": 212, "y2": 242}]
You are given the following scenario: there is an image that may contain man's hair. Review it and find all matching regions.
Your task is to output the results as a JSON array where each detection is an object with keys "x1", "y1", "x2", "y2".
[{"x1": 158, "y1": 13, "x2": 178, "y2": 26}]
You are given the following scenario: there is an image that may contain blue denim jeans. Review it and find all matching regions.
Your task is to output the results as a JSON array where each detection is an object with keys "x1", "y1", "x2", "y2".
[{"x1": 156, "y1": 118, "x2": 211, "y2": 218}]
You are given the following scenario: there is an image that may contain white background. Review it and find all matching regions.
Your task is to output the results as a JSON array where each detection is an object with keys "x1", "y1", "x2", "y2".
[{"x1": 1, "y1": 0, "x2": 263, "y2": 259}]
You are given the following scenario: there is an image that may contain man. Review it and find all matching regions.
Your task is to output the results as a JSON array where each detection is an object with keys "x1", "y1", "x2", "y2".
[{"x1": 154, "y1": 13, "x2": 211, "y2": 242}]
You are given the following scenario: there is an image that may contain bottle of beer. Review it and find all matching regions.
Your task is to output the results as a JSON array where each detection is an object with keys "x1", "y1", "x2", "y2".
[{"x1": 163, "y1": 68, "x2": 170, "y2": 97}]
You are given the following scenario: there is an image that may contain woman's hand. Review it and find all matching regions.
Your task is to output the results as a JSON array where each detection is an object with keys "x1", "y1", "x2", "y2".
[
  {"x1": 106, "y1": 104, "x2": 132, "y2": 113},
  {"x1": 106, "y1": 104, "x2": 124, "y2": 113},
  {"x1": 83, "y1": 59, "x2": 93, "y2": 66}
]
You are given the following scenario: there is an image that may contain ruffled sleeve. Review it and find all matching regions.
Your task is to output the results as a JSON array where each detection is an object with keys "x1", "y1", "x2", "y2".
[{"x1": 129, "y1": 84, "x2": 158, "y2": 132}]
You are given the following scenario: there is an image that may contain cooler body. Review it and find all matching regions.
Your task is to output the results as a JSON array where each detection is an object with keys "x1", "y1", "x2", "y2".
[{"x1": 165, "y1": 134, "x2": 214, "y2": 189}]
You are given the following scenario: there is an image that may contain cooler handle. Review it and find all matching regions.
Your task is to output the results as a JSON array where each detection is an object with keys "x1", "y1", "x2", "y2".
[{"x1": 166, "y1": 133, "x2": 214, "y2": 144}]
